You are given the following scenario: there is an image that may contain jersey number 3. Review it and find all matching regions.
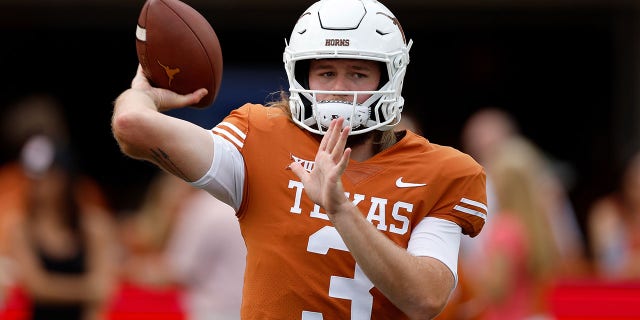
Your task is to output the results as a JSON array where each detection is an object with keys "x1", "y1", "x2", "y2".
[{"x1": 302, "y1": 226, "x2": 374, "y2": 320}]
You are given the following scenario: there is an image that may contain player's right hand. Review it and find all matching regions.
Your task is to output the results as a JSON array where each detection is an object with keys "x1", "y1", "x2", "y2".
[
  {"x1": 131, "y1": 64, "x2": 208, "y2": 112},
  {"x1": 289, "y1": 117, "x2": 353, "y2": 218}
]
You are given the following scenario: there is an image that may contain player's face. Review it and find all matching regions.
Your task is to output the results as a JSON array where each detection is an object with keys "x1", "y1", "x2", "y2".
[{"x1": 308, "y1": 59, "x2": 381, "y2": 105}]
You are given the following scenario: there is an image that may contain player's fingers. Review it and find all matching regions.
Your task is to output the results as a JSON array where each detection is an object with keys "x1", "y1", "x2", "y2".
[
  {"x1": 136, "y1": 64, "x2": 144, "y2": 77},
  {"x1": 334, "y1": 125, "x2": 350, "y2": 157},
  {"x1": 288, "y1": 161, "x2": 307, "y2": 181},
  {"x1": 329, "y1": 119, "x2": 349, "y2": 160},
  {"x1": 187, "y1": 88, "x2": 209, "y2": 105},
  {"x1": 131, "y1": 65, "x2": 150, "y2": 89},
  {"x1": 319, "y1": 119, "x2": 337, "y2": 152},
  {"x1": 156, "y1": 88, "x2": 208, "y2": 111},
  {"x1": 337, "y1": 147, "x2": 352, "y2": 173},
  {"x1": 324, "y1": 118, "x2": 343, "y2": 154}
]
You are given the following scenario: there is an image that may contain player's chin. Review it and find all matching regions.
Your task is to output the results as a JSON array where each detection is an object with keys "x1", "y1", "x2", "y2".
[{"x1": 345, "y1": 127, "x2": 372, "y2": 147}]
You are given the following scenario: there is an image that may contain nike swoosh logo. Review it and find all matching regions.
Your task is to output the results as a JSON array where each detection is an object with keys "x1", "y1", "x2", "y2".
[{"x1": 395, "y1": 177, "x2": 427, "y2": 188}]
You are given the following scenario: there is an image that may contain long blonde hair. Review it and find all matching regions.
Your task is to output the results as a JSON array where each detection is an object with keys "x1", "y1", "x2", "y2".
[{"x1": 490, "y1": 136, "x2": 559, "y2": 279}]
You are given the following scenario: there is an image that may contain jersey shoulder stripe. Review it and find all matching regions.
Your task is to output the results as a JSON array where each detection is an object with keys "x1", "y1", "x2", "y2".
[
  {"x1": 212, "y1": 103, "x2": 282, "y2": 150},
  {"x1": 454, "y1": 198, "x2": 488, "y2": 221},
  {"x1": 213, "y1": 122, "x2": 245, "y2": 148}
]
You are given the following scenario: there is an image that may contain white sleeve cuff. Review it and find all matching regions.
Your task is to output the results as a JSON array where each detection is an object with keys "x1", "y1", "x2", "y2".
[{"x1": 407, "y1": 217, "x2": 462, "y2": 286}]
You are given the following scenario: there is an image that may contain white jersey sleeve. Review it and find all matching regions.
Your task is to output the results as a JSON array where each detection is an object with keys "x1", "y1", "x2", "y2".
[
  {"x1": 190, "y1": 131, "x2": 245, "y2": 211},
  {"x1": 407, "y1": 217, "x2": 462, "y2": 286}
]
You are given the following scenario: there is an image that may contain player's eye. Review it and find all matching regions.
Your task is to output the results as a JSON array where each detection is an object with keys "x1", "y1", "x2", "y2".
[
  {"x1": 353, "y1": 72, "x2": 367, "y2": 79},
  {"x1": 321, "y1": 71, "x2": 336, "y2": 77}
]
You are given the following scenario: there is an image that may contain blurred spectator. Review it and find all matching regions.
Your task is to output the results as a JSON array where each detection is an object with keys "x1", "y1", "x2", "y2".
[
  {"x1": 0, "y1": 95, "x2": 72, "y2": 289},
  {"x1": 0, "y1": 94, "x2": 108, "y2": 201},
  {"x1": 456, "y1": 108, "x2": 588, "y2": 319},
  {"x1": 460, "y1": 107, "x2": 586, "y2": 274},
  {"x1": 5, "y1": 135, "x2": 118, "y2": 320},
  {"x1": 0, "y1": 94, "x2": 109, "y2": 314},
  {"x1": 0, "y1": 95, "x2": 108, "y2": 254},
  {"x1": 588, "y1": 150, "x2": 640, "y2": 279},
  {"x1": 465, "y1": 136, "x2": 561, "y2": 319},
  {"x1": 117, "y1": 172, "x2": 195, "y2": 289},
  {"x1": 456, "y1": 108, "x2": 527, "y2": 320},
  {"x1": 165, "y1": 187, "x2": 246, "y2": 320},
  {"x1": 459, "y1": 108, "x2": 520, "y2": 279},
  {"x1": 118, "y1": 171, "x2": 246, "y2": 320},
  {"x1": 461, "y1": 107, "x2": 519, "y2": 169}
]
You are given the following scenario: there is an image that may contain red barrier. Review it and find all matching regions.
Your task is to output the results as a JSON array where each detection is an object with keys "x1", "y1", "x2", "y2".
[
  {"x1": 549, "y1": 279, "x2": 640, "y2": 319},
  {"x1": 105, "y1": 282, "x2": 186, "y2": 320},
  {"x1": 0, "y1": 283, "x2": 186, "y2": 320},
  {"x1": 0, "y1": 286, "x2": 29, "y2": 320},
  {"x1": 5, "y1": 279, "x2": 638, "y2": 319}
]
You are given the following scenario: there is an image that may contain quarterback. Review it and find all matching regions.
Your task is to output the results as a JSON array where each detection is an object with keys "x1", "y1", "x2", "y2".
[{"x1": 112, "y1": 0, "x2": 487, "y2": 319}]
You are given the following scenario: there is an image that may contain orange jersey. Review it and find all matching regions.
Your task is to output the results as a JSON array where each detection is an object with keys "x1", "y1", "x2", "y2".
[{"x1": 213, "y1": 104, "x2": 487, "y2": 320}]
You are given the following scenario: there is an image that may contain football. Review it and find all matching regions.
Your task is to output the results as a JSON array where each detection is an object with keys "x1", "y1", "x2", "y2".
[{"x1": 135, "y1": 0, "x2": 222, "y2": 108}]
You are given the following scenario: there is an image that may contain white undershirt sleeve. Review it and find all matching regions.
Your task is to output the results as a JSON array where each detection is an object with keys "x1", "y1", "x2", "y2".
[
  {"x1": 190, "y1": 131, "x2": 245, "y2": 211},
  {"x1": 407, "y1": 217, "x2": 462, "y2": 286}
]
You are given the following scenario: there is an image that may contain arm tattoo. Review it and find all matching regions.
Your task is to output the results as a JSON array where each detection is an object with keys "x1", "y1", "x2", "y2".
[{"x1": 150, "y1": 148, "x2": 189, "y2": 181}]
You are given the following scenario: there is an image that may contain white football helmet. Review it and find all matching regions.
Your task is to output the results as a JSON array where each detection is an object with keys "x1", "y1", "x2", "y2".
[{"x1": 284, "y1": 0, "x2": 412, "y2": 135}]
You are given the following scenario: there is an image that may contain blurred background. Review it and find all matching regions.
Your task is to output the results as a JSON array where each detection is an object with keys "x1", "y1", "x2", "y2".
[{"x1": 1, "y1": 0, "x2": 640, "y2": 319}]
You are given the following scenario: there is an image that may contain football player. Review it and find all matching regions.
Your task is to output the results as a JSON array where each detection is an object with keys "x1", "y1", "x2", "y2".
[{"x1": 112, "y1": 0, "x2": 487, "y2": 319}]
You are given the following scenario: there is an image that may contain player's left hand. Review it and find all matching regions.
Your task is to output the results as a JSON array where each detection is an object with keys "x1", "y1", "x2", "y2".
[{"x1": 289, "y1": 118, "x2": 352, "y2": 216}]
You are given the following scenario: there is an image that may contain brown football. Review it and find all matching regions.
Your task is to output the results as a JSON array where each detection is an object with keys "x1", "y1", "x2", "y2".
[{"x1": 135, "y1": 0, "x2": 222, "y2": 108}]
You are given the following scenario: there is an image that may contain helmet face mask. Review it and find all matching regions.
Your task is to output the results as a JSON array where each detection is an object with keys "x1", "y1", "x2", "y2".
[{"x1": 284, "y1": 0, "x2": 412, "y2": 135}]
